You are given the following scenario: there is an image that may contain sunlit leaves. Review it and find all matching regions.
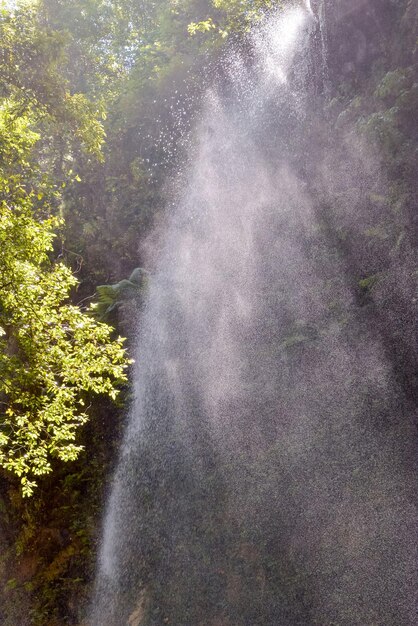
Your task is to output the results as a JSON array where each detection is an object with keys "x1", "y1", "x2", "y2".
[
  {"x1": 0, "y1": 2, "x2": 130, "y2": 496},
  {"x1": 188, "y1": 0, "x2": 277, "y2": 41},
  {"x1": 0, "y1": 188, "x2": 129, "y2": 495}
]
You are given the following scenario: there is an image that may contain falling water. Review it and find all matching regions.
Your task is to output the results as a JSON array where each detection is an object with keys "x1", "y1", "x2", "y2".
[{"x1": 90, "y1": 4, "x2": 417, "y2": 626}]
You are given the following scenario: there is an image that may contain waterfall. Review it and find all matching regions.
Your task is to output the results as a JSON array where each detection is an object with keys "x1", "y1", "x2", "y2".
[
  {"x1": 317, "y1": 0, "x2": 330, "y2": 92},
  {"x1": 89, "y1": 5, "x2": 417, "y2": 626}
]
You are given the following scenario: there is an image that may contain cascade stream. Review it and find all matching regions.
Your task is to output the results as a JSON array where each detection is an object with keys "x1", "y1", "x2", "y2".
[{"x1": 90, "y1": 3, "x2": 417, "y2": 625}]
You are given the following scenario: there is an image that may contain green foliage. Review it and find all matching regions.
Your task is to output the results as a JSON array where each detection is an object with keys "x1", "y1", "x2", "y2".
[
  {"x1": 211, "y1": 0, "x2": 276, "y2": 30},
  {"x1": 0, "y1": 0, "x2": 416, "y2": 623},
  {"x1": 0, "y1": 181, "x2": 129, "y2": 497},
  {"x1": 93, "y1": 267, "x2": 149, "y2": 320},
  {"x1": 374, "y1": 68, "x2": 411, "y2": 101},
  {"x1": 188, "y1": 0, "x2": 277, "y2": 40},
  {"x1": 358, "y1": 273, "x2": 381, "y2": 292},
  {"x1": 0, "y1": 2, "x2": 129, "y2": 496},
  {"x1": 0, "y1": 3, "x2": 106, "y2": 160}
]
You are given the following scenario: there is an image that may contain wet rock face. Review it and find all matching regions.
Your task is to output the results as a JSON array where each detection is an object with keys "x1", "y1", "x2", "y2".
[{"x1": 324, "y1": 0, "x2": 406, "y2": 83}]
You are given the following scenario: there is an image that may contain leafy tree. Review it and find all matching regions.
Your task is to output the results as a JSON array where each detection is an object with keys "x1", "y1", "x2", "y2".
[
  {"x1": 0, "y1": 184, "x2": 128, "y2": 497},
  {"x1": 0, "y1": 4, "x2": 129, "y2": 496},
  {"x1": 188, "y1": 0, "x2": 277, "y2": 39}
]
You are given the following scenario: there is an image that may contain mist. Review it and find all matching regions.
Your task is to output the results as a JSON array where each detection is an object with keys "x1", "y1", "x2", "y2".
[{"x1": 89, "y1": 4, "x2": 417, "y2": 626}]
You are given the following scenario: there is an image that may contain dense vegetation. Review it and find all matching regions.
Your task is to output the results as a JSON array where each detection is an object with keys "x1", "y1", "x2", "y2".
[{"x1": 0, "y1": 0, "x2": 416, "y2": 624}]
